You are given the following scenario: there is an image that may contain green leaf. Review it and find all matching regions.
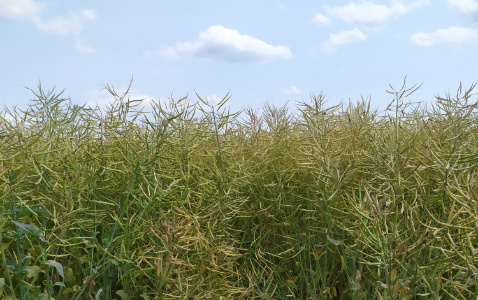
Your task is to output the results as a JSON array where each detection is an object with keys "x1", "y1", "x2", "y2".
[
  {"x1": 33, "y1": 293, "x2": 55, "y2": 300},
  {"x1": 39, "y1": 232, "x2": 48, "y2": 243},
  {"x1": 64, "y1": 267, "x2": 75, "y2": 286},
  {"x1": 46, "y1": 260, "x2": 64, "y2": 278},
  {"x1": 23, "y1": 266, "x2": 40, "y2": 279},
  {"x1": 22, "y1": 255, "x2": 33, "y2": 264},
  {"x1": 12, "y1": 221, "x2": 41, "y2": 235},
  {"x1": 54, "y1": 282, "x2": 66, "y2": 287},
  {"x1": 116, "y1": 290, "x2": 130, "y2": 299},
  {"x1": 326, "y1": 234, "x2": 343, "y2": 246}
]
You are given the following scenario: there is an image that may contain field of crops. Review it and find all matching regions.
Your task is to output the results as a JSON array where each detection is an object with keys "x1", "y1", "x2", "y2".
[{"x1": 1, "y1": 79, "x2": 477, "y2": 299}]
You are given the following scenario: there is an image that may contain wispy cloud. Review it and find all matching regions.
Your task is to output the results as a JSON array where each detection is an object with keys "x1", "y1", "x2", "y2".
[
  {"x1": 0, "y1": 0, "x2": 96, "y2": 36},
  {"x1": 321, "y1": 28, "x2": 367, "y2": 52},
  {"x1": 0, "y1": 0, "x2": 44, "y2": 19},
  {"x1": 324, "y1": 0, "x2": 429, "y2": 28},
  {"x1": 76, "y1": 43, "x2": 97, "y2": 54},
  {"x1": 447, "y1": 0, "x2": 478, "y2": 14},
  {"x1": 36, "y1": 9, "x2": 96, "y2": 36},
  {"x1": 76, "y1": 40, "x2": 108, "y2": 54},
  {"x1": 284, "y1": 86, "x2": 301, "y2": 95},
  {"x1": 152, "y1": 25, "x2": 292, "y2": 64},
  {"x1": 410, "y1": 26, "x2": 478, "y2": 46},
  {"x1": 313, "y1": 13, "x2": 330, "y2": 26},
  {"x1": 145, "y1": 47, "x2": 180, "y2": 60}
]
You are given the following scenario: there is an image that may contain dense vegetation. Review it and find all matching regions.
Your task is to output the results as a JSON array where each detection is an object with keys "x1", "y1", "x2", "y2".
[{"x1": 1, "y1": 79, "x2": 477, "y2": 299}]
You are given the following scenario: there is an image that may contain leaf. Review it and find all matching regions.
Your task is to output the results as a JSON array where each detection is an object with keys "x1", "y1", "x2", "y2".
[
  {"x1": 21, "y1": 255, "x2": 34, "y2": 264},
  {"x1": 23, "y1": 266, "x2": 40, "y2": 279},
  {"x1": 64, "y1": 267, "x2": 75, "y2": 286},
  {"x1": 39, "y1": 232, "x2": 48, "y2": 243},
  {"x1": 12, "y1": 221, "x2": 41, "y2": 235},
  {"x1": 116, "y1": 290, "x2": 130, "y2": 299},
  {"x1": 326, "y1": 234, "x2": 343, "y2": 245},
  {"x1": 46, "y1": 260, "x2": 64, "y2": 278},
  {"x1": 5, "y1": 264, "x2": 16, "y2": 272},
  {"x1": 33, "y1": 293, "x2": 55, "y2": 300}
]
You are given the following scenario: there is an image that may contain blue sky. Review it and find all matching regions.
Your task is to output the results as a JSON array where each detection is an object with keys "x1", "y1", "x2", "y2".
[{"x1": 1, "y1": 0, "x2": 478, "y2": 115}]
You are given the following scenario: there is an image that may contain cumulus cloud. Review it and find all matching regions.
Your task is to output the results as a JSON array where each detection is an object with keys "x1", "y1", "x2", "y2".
[
  {"x1": 313, "y1": 13, "x2": 330, "y2": 26},
  {"x1": 155, "y1": 25, "x2": 292, "y2": 64},
  {"x1": 325, "y1": 0, "x2": 429, "y2": 28},
  {"x1": 410, "y1": 26, "x2": 478, "y2": 46},
  {"x1": 321, "y1": 28, "x2": 367, "y2": 52},
  {"x1": 284, "y1": 86, "x2": 301, "y2": 95},
  {"x1": 0, "y1": 0, "x2": 96, "y2": 36},
  {"x1": 447, "y1": 0, "x2": 478, "y2": 13}
]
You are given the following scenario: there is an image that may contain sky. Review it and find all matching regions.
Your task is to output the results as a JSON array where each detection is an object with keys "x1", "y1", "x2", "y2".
[{"x1": 1, "y1": 0, "x2": 478, "y2": 116}]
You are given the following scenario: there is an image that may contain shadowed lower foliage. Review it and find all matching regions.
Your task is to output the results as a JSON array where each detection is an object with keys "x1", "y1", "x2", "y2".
[{"x1": 1, "y1": 79, "x2": 478, "y2": 299}]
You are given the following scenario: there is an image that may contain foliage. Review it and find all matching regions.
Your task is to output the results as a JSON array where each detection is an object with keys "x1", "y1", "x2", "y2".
[{"x1": 1, "y1": 79, "x2": 478, "y2": 299}]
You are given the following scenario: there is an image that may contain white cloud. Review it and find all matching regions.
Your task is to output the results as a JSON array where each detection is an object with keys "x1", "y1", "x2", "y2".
[
  {"x1": 410, "y1": 26, "x2": 478, "y2": 46},
  {"x1": 36, "y1": 9, "x2": 96, "y2": 36},
  {"x1": 313, "y1": 13, "x2": 330, "y2": 26},
  {"x1": 76, "y1": 43, "x2": 96, "y2": 54},
  {"x1": 284, "y1": 86, "x2": 301, "y2": 95},
  {"x1": 161, "y1": 25, "x2": 292, "y2": 63},
  {"x1": 85, "y1": 87, "x2": 156, "y2": 112},
  {"x1": 85, "y1": 88, "x2": 198, "y2": 116},
  {"x1": 447, "y1": 0, "x2": 478, "y2": 13},
  {"x1": 0, "y1": 0, "x2": 44, "y2": 19},
  {"x1": 145, "y1": 47, "x2": 180, "y2": 60},
  {"x1": 1, "y1": 110, "x2": 16, "y2": 123},
  {"x1": 278, "y1": 4, "x2": 287, "y2": 10},
  {"x1": 325, "y1": 0, "x2": 429, "y2": 28},
  {"x1": 205, "y1": 94, "x2": 221, "y2": 106},
  {"x1": 0, "y1": 0, "x2": 95, "y2": 36},
  {"x1": 321, "y1": 28, "x2": 367, "y2": 52},
  {"x1": 76, "y1": 40, "x2": 108, "y2": 54},
  {"x1": 80, "y1": 9, "x2": 96, "y2": 20}
]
